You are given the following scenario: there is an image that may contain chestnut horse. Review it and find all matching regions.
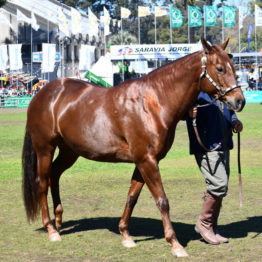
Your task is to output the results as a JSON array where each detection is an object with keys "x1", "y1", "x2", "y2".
[{"x1": 22, "y1": 39, "x2": 245, "y2": 257}]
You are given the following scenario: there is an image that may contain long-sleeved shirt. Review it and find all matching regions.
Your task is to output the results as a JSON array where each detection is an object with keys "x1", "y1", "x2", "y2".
[{"x1": 186, "y1": 92, "x2": 238, "y2": 154}]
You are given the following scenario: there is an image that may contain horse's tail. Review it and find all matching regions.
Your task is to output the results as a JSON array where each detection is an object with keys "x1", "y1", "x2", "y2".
[{"x1": 22, "y1": 128, "x2": 39, "y2": 221}]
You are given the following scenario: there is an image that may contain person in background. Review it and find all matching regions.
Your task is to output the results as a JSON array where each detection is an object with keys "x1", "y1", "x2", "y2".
[{"x1": 186, "y1": 92, "x2": 243, "y2": 245}]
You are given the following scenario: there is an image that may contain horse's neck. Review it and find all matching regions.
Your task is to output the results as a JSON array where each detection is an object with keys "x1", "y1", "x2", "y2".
[{"x1": 154, "y1": 52, "x2": 202, "y2": 118}]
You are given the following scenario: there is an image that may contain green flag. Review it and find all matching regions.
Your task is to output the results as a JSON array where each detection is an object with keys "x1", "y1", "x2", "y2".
[
  {"x1": 204, "y1": 5, "x2": 217, "y2": 27},
  {"x1": 170, "y1": 6, "x2": 183, "y2": 28},
  {"x1": 188, "y1": 5, "x2": 202, "y2": 27},
  {"x1": 223, "y1": 6, "x2": 236, "y2": 27}
]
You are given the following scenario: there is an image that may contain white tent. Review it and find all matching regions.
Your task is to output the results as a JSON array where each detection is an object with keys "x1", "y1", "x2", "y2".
[{"x1": 90, "y1": 54, "x2": 113, "y2": 85}]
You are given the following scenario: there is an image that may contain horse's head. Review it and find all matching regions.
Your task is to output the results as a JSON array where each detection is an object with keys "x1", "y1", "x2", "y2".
[{"x1": 199, "y1": 38, "x2": 245, "y2": 112}]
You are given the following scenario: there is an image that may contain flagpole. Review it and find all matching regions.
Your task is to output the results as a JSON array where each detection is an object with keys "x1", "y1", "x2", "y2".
[
  {"x1": 120, "y1": 16, "x2": 124, "y2": 81},
  {"x1": 138, "y1": 16, "x2": 140, "y2": 44},
  {"x1": 188, "y1": 6, "x2": 190, "y2": 44},
  {"x1": 30, "y1": 16, "x2": 33, "y2": 80},
  {"x1": 47, "y1": 19, "x2": 50, "y2": 82},
  {"x1": 121, "y1": 17, "x2": 123, "y2": 45},
  {"x1": 170, "y1": 13, "x2": 172, "y2": 44},
  {"x1": 238, "y1": 8, "x2": 241, "y2": 68},
  {"x1": 222, "y1": 5, "x2": 224, "y2": 42},
  {"x1": 104, "y1": 31, "x2": 106, "y2": 54},
  {"x1": 255, "y1": 22, "x2": 258, "y2": 89},
  {"x1": 16, "y1": 17, "x2": 18, "y2": 44},
  {"x1": 72, "y1": 34, "x2": 75, "y2": 77},
  {"x1": 15, "y1": 19, "x2": 18, "y2": 91},
  {"x1": 154, "y1": 12, "x2": 157, "y2": 44},
  {"x1": 204, "y1": 6, "x2": 206, "y2": 39}
]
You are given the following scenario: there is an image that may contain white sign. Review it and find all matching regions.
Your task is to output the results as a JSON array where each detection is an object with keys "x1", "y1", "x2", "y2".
[
  {"x1": 32, "y1": 52, "x2": 61, "y2": 63},
  {"x1": 255, "y1": 4, "x2": 262, "y2": 27},
  {"x1": 0, "y1": 45, "x2": 8, "y2": 70},
  {"x1": 79, "y1": 45, "x2": 96, "y2": 71},
  {"x1": 110, "y1": 43, "x2": 202, "y2": 60},
  {"x1": 42, "y1": 43, "x2": 56, "y2": 73},
  {"x1": 9, "y1": 44, "x2": 23, "y2": 70}
]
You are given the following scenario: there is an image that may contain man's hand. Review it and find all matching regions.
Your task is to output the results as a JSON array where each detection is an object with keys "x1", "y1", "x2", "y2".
[
  {"x1": 188, "y1": 106, "x2": 197, "y2": 118},
  {"x1": 232, "y1": 120, "x2": 243, "y2": 133}
]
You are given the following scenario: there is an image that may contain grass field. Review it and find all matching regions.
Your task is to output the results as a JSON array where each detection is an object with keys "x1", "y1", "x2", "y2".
[{"x1": 0, "y1": 104, "x2": 261, "y2": 262}]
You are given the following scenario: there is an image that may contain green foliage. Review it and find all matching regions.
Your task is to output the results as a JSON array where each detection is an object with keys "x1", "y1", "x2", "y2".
[
  {"x1": 108, "y1": 30, "x2": 138, "y2": 44},
  {"x1": 239, "y1": 14, "x2": 262, "y2": 52},
  {"x1": 249, "y1": 0, "x2": 262, "y2": 12},
  {"x1": 0, "y1": 0, "x2": 6, "y2": 7}
]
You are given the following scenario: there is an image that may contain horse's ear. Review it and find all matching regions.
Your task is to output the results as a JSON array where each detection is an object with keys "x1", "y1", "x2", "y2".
[
  {"x1": 201, "y1": 37, "x2": 212, "y2": 54},
  {"x1": 228, "y1": 53, "x2": 233, "y2": 59},
  {"x1": 220, "y1": 38, "x2": 230, "y2": 50}
]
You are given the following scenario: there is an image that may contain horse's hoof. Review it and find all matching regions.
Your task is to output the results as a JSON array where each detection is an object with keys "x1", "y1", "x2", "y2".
[
  {"x1": 49, "y1": 232, "x2": 62, "y2": 242},
  {"x1": 171, "y1": 248, "x2": 189, "y2": 257},
  {"x1": 122, "y1": 239, "x2": 137, "y2": 248},
  {"x1": 56, "y1": 226, "x2": 61, "y2": 233}
]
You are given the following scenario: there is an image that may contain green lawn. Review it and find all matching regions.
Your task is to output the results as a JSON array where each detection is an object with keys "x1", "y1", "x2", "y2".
[{"x1": 0, "y1": 104, "x2": 261, "y2": 262}]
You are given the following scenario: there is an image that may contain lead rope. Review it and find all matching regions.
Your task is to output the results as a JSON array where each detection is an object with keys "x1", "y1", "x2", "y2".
[{"x1": 237, "y1": 132, "x2": 243, "y2": 207}]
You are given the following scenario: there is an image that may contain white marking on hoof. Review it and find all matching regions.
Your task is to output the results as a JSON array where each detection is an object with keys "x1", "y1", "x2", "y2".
[
  {"x1": 122, "y1": 239, "x2": 137, "y2": 248},
  {"x1": 49, "y1": 232, "x2": 62, "y2": 242},
  {"x1": 171, "y1": 248, "x2": 189, "y2": 257}
]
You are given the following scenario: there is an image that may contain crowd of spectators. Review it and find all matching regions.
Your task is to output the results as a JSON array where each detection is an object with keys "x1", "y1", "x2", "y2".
[{"x1": 0, "y1": 73, "x2": 47, "y2": 98}]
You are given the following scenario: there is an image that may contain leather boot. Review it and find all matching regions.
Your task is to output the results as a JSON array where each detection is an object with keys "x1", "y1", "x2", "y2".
[
  {"x1": 195, "y1": 192, "x2": 220, "y2": 245},
  {"x1": 213, "y1": 198, "x2": 229, "y2": 243}
]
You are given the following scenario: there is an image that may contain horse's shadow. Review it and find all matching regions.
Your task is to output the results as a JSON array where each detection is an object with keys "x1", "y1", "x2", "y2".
[{"x1": 55, "y1": 216, "x2": 261, "y2": 247}]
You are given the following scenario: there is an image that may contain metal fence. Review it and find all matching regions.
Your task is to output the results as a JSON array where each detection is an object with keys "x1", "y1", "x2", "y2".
[
  {"x1": 0, "y1": 91, "x2": 261, "y2": 109},
  {"x1": 0, "y1": 96, "x2": 32, "y2": 108}
]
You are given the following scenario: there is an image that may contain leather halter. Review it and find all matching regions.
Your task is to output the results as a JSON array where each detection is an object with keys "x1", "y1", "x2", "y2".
[
  {"x1": 200, "y1": 53, "x2": 239, "y2": 99},
  {"x1": 191, "y1": 52, "x2": 239, "y2": 152}
]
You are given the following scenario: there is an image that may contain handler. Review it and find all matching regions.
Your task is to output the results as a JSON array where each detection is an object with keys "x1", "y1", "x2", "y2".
[{"x1": 186, "y1": 92, "x2": 243, "y2": 245}]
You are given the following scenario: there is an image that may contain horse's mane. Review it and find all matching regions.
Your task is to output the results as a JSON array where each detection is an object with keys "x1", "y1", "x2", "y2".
[
  {"x1": 111, "y1": 50, "x2": 203, "y2": 90},
  {"x1": 146, "y1": 50, "x2": 202, "y2": 79}
]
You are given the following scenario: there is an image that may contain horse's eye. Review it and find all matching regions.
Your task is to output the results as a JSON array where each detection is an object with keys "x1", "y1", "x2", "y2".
[{"x1": 216, "y1": 66, "x2": 224, "y2": 73}]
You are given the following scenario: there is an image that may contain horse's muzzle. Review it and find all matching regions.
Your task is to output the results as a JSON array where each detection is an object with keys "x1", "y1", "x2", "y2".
[{"x1": 227, "y1": 97, "x2": 246, "y2": 112}]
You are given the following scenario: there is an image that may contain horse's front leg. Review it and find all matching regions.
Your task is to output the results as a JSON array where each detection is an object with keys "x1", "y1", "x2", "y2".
[
  {"x1": 119, "y1": 167, "x2": 144, "y2": 247},
  {"x1": 137, "y1": 158, "x2": 189, "y2": 257}
]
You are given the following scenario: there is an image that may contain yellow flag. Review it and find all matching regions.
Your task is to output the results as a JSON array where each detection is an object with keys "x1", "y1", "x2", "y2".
[
  {"x1": 138, "y1": 6, "x2": 150, "y2": 17},
  {"x1": 121, "y1": 7, "x2": 131, "y2": 19},
  {"x1": 154, "y1": 6, "x2": 168, "y2": 17}
]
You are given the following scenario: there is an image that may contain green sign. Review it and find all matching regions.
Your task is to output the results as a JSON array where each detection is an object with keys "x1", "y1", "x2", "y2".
[
  {"x1": 204, "y1": 5, "x2": 217, "y2": 27},
  {"x1": 223, "y1": 6, "x2": 236, "y2": 27},
  {"x1": 188, "y1": 5, "x2": 202, "y2": 27},
  {"x1": 170, "y1": 6, "x2": 183, "y2": 28},
  {"x1": 0, "y1": 96, "x2": 32, "y2": 108},
  {"x1": 85, "y1": 71, "x2": 112, "y2": 87}
]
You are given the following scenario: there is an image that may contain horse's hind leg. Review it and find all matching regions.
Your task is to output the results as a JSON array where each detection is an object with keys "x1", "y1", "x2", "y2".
[
  {"x1": 119, "y1": 167, "x2": 144, "y2": 247},
  {"x1": 36, "y1": 146, "x2": 61, "y2": 241},
  {"x1": 50, "y1": 145, "x2": 79, "y2": 232},
  {"x1": 136, "y1": 158, "x2": 188, "y2": 257}
]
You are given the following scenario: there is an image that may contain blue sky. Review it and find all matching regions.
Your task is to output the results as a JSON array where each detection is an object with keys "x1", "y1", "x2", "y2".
[{"x1": 214, "y1": 0, "x2": 252, "y2": 13}]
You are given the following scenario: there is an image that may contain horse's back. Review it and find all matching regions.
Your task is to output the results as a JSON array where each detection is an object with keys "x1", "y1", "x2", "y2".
[{"x1": 26, "y1": 79, "x2": 100, "y2": 144}]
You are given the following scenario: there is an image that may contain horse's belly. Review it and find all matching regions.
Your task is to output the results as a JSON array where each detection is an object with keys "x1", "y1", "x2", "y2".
[
  {"x1": 58, "y1": 104, "x2": 133, "y2": 162},
  {"x1": 61, "y1": 128, "x2": 133, "y2": 163}
]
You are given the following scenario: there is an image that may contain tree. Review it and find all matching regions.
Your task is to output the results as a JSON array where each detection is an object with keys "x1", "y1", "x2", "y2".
[
  {"x1": 61, "y1": 0, "x2": 254, "y2": 48},
  {"x1": 249, "y1": 0, "x2": 262, "y2": 12},
  {"x1": 108, "y1": 30, "x2": 137, "y2": 45},
  {"x1": 0, "y1": 0, "x2": 6, "y2": 7}
]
